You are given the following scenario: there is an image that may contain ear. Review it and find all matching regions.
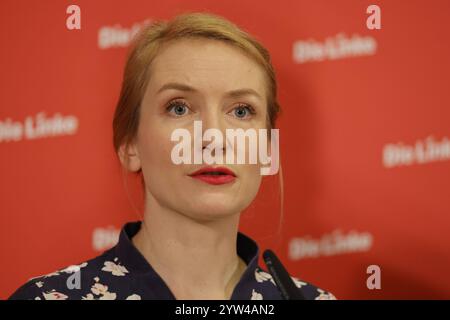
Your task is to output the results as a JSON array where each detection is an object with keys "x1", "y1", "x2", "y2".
[{"x1": 118, "y1": 142, "x2": 141, "y2": 172}]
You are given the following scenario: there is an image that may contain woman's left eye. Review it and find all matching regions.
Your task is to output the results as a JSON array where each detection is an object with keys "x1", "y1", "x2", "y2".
[{"x1": 230, "y1": 104, "x2": 255, "y2": 119}]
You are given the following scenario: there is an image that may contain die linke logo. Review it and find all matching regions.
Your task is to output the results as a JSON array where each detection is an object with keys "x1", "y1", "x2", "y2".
[
  {"x1": 288, "y1": 229, "x2": 373, "y2": 260},
  {"x1": 97, "y1": 19, "x2": 152, "y2": 49},
  {"x1": 170, "y1": 121, "x2": 279, "y2": 176},
  {"x1": 292, "y1": 32, "x2": 377, "y2": 64},
  {"x1": 383, "y1": 135, "x2": 450, "y2": 168},
  {"x1": 0, "y1": 112, "x2": 79, "y2": 142}
]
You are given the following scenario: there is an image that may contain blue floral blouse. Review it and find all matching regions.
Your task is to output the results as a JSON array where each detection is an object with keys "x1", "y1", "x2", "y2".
[{"x1": 9, "y1": 221, "x2": 336, "y2": 300}]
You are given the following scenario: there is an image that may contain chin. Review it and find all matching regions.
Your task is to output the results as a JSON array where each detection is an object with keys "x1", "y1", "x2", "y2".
[{"x1": 185, "y1": 200, "x2": 243, "y2": 220}]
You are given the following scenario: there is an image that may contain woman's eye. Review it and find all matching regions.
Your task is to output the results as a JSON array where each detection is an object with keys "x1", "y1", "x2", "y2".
[
  {"x1": 166, "y1": 101, "x2": 190, "y2": 117},
  {"x1": 231, "y1": 104, "x2": 255, "y2": 119}
]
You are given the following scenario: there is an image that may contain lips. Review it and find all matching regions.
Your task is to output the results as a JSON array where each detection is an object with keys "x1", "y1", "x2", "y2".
[{"x1": 188, "y1": 166, "x2": 236, "y2": 185}]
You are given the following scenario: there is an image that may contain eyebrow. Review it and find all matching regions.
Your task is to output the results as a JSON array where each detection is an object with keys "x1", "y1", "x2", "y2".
[{"x1": 156, "y1": 82, "x2": 263, "y2": 101}]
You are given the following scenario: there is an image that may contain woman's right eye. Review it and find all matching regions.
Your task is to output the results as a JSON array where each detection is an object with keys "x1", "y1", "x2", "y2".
[{"x1": 166, "y1": 100, "x2": 190, "y2": 117}]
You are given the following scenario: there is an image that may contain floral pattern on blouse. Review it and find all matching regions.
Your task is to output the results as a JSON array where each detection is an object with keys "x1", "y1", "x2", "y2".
[{"x1": 9, "y1": 221, "x2": 337, "y2": 300}]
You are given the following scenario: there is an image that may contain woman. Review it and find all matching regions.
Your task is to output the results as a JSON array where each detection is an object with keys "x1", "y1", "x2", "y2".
[{"x1": 9, "y1": 12, "x2": 336, "y2": 300}]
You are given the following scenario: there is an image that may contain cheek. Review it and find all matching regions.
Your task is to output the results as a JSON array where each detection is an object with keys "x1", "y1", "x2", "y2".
[
  {"x1": 240, "y1": 164, "x2": 263, "y2": 193},
  {"x1": 241, "y1": 168, "x2": 263, "y2": 208},
  {"x1": 138, "y1": 123, "x2": 174, "y2": 169}
]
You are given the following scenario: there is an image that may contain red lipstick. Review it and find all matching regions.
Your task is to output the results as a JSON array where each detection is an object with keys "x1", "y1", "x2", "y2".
[{"x1": 188, "y1": 166, "x2": 236, "y2": 185}]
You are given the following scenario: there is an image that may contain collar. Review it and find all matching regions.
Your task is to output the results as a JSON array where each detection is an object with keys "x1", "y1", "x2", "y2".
[{"x1": 114, "y1": 221, "x2": 260, "y2": 299}]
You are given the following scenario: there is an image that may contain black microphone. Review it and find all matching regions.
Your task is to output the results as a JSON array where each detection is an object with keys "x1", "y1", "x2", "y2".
[{"x1": 263, "y1": 249, "x2": 306, "y2": 300}]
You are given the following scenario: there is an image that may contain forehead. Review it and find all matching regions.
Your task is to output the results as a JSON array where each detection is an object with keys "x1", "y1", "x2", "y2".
[{"x1": 146, "y1": 38, "x2": 266, "y2": 98}]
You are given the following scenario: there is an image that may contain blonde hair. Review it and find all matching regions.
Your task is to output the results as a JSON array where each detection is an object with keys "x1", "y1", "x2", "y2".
[{"x1": 112, "y1": 12, "x2": 284, "y2": 243}]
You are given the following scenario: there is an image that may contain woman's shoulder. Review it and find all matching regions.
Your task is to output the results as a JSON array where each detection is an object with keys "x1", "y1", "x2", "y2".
[
  {"x1": 254, "y1": 267, "x2": 337, "y2": 300},
  {"x1": 8, "y1": 248, "x2": 126, "y2": 300}
]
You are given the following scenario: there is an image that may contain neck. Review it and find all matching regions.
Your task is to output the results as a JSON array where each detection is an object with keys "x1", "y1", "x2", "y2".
[{"x1": 132, "y1": 195, "x2": 247, "y2": 299}]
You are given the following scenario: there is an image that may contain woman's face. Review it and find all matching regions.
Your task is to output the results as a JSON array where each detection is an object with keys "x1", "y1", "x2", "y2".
[{"x1": 131, "y1": 38, "x2": 269, "y2": 221}]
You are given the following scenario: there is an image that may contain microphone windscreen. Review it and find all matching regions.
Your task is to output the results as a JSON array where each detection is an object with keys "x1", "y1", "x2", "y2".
[{"x1": 263, "y1": 249, "x2": 305, "y2": 300}]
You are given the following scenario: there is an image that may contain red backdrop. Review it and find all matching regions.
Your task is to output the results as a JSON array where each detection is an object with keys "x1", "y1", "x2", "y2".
[{"x1": 1, "y1": 0, "x2": 449, "y2": 299}]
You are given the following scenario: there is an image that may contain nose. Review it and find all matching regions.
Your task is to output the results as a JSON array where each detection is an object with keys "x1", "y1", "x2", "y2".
[{"x1": 199, "y1": 107, "x2": 227, "y2": 156}]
